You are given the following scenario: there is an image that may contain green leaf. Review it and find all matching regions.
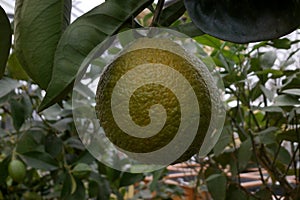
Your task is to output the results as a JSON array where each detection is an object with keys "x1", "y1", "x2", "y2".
[
  {"x1": 14, "y1": 0, "x2": 71, "y2": 89},
  {"x1": 119, "y1": 172, "x2": 144, "y2": 187},
  {"x1": 39, "y1": 0, "x2": 153, "y2": 111},
  {"x1": 71, "y1": 163, "x2": 92, "y2": 180},
  {"x1": 237, "y1": 138, "x2": 252, "y2": 170},
  {"x1": 7, "y1": 52, "x2": 29, "y2": 81},
  {"x1": 260, "y1": 85, "x2": 274, "y2": 102},
  {"x1": 257, "y1": 127, "x2": 278, "y2": 145},
  {"x1": 206, "y1": 173, "x2": 227, "y2": 200},
  {"x1": 171, "y1": 22, "x2": 205, "y2": 37},
  {"x1": 89, "y1": 172, "x2": 111, "y2": 199},
  {"x1": 45, "y1": 134, "x2": 63, "y2": 158},
  {"x1": 213, "y1": 126, "x2": 232, "y2": 156},
  {"x1": 271, "y1": 38, "x2": 291, "y2": 49},
  {"x1": 105, "y1": 166, "x2": 122, "y2": 184},
  {"x1": 20, "y1": 151, "x2": 59, "y2": 171},
  {"x1": 184, "y1": 0, "x2": 300, "y2": 43},
  {"x1": 250, "y1": 57, "x2": 262, "y2": 72},
  {"x1": 10, "y1": 95, "x2": 32, "y2": 130},
  {"x1": 159, "y1": 0, "x2": 186, "y2": 26},
  {"x1": 273, "y1": 94, "x2": 300, "y2": 106},
  {"x1": 255, "y1": 69, "x2": 283, "y2": 77},
  {"x1": 0, "y1": 6, "x2": 12, "y2": 78},
  {"x1": 250, "y1": 83, "x2": 263, "y2": 101},
  {"x1": 16, "y1": 132, "x2": 42, "y2": 154},
  {"x1": 73, "y1": 150, "x2": 95, "y2": 165},
  {"x1": 277, "y1": 130, "x2": 300, "y2": 142},
  {"x1": 260, "y1": 106, "x2": 283, "y2": 113},
  {"x1": 0, "y1": 156, "x2": 10, "y2": 185},
  {"x1": 64, "y1": 137, "x2": 85, "y2": 150},
  {"x1": 150, "y1": 168, "x2": 166, "y2": 191},
  {"x1": 281, "y1": 89, "x2": 300, "y2": 96},
  {"x1": 41, "y1": 104, "x2": 65, "y2": 121},
  {"x1": 50, "y1": 118, "x2": 73, "y2": 132},
  {"x1": 282, "y1": 73, "x2": 300, "y2": 90},
  {"x1": 61, "y1": 173, "x2": 82, "y2": 199},
  {"x1": 0, "y1": 77, "x2": 22, "y2": 98},
  {"x1": 226, "y1": 184, "x2": 248, "y2": 200},
  {"x1": 195, "y1": 34, "x2": 222, "y2": 49},
  {"x1": 276, "y1": 148, "x2": 291, "y2": 166},
  {"x1": 260, "y1": 51, "x2": 277, "y2": 69},
  {"x1": 88, "y1": 180, "x2": 100, "y2": 198},
  {"x1": 214, "y1": 152, "x2": 232, "y2": 168}
]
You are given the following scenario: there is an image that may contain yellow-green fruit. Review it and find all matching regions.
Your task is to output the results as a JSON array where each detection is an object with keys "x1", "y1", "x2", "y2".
[
  {"x1": 8, "y1": 159, "x2": 26, "y2": 183},
  {"x1": 95, "y1": 38, "x2": 211, "y2": 164}
]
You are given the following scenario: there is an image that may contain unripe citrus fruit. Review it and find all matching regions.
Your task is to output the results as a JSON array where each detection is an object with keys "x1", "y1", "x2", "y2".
[
  {"x1": 8, "y1": 159, "x2": 26, "y2": 183},
  {"x1": 95, "y1": 37, "x2": 212, "y2": 164}
]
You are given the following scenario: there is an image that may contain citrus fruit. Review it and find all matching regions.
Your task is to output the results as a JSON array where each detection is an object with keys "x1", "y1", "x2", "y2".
[
  {"x1": 8, "y1": 159, "x2": 26, "y2": 183},
  {"x1": 95, "y1": 37, "x2": 212, "y2": 164}
]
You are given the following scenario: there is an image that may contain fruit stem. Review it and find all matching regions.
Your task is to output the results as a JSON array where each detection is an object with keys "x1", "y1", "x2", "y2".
[
  {"x1": 150, "y1": 0, "x2": 165, "y2": 27},
  {"x1": 11, "y1": 148, "x2": 16, "y2": 160}
]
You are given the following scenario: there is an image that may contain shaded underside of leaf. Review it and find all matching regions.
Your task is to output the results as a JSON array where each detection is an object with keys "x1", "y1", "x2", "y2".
[
  {"x1": 0, "y1": 77, "x2": 22, "y2": 98},
  {"x1": 184, "y1": 0, "x2": 300, "y2": 43},
  {"x1": 14, "y1": 0, "x2": 71, "y2": 89},
  {"x1": 7, "y1": 52, "x2": 29, "y2": 81},
  {"x1": 20, "y1": 151, "x2": 59, "y2": 171},
  {"x1": 171, "y1": 22, "x2": 204, "y2": 38},
  {"x1": 274, "y1": 94, "x2": 300, "y2": 106},
  {"x1": 0, "y1": 6, "x2": 12, "y2": 78},
  {"x1": 39, "y1": 0, "x2": 154, "y2": 111}
]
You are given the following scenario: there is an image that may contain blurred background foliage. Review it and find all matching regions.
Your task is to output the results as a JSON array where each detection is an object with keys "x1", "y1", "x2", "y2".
[{"x1": 0, "y1": 0, "x2": 300, "y2": 199}]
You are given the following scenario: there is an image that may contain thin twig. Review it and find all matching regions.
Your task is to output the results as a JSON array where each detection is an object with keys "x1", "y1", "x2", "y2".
[
  {"x1": 263, "y1": 95, "x2": 269, "y2": 129},
  {"x1": 285, "y1": 144, "x2": 299, "y2": 182},
  {"x1": 248, "y1": 131, "x2": 266, "y2": 185},
  {"x1": 230, "y1": 123, "x2": 241, "y2": 185},
  {"x1": 270, "y1": 140, "x2": 283, "y2": 171},
  {"x1": 295, "y1": 110, "x2": 300, "y2": 183},
  {"x1": 229, "y1": 115, "x2": 248, "y2": 139},
  {"x1": 259, "y1": 146, "x2": 293, "y2": 196},
  {"x1": 249, "y1": 110, "x2": 261, "y2": 131},
  {"x1": 194, "y1": 160, "x2": 204, "y2": 200},
  {"x1": 1, "y1": 105, "x2": 11, "y2": 115}
]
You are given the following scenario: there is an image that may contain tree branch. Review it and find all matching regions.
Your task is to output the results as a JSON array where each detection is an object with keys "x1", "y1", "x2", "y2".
[{"x1": 150, "y1": 0, "x2": 165, "y2": 27}]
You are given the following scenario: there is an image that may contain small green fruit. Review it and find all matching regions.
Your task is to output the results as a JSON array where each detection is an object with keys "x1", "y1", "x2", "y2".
[{"x1": 8, "y1": 159, "x2": 26, "y2": 183}]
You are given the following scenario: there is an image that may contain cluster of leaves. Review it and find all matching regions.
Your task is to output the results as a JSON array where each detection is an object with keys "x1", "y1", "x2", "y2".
[
  {"x1": 1, "y1": 0, "x2": 203, "y2": 112},
  {"x1": 194, "y1": 34, "x2": 300, "y2": 199},
  {"x1": 0, "y1": 2, "x2": 191, "y2": 199},
  {"x1": 0, "y1": 80, "x2": 183, "y2": 199},
  {"x1": 0, "y1": 0, "x2": 300, "y2": 199}
]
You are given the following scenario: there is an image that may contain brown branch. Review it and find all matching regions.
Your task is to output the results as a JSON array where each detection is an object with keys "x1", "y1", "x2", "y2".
[{"x1": 258, "y1": 146, "x2": 293, "y2": 196}]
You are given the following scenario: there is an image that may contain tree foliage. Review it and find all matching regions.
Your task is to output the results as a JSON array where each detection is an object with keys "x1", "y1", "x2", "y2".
[{"x1": 0, "y1": 0, "x2": 299, "y2": 199}]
